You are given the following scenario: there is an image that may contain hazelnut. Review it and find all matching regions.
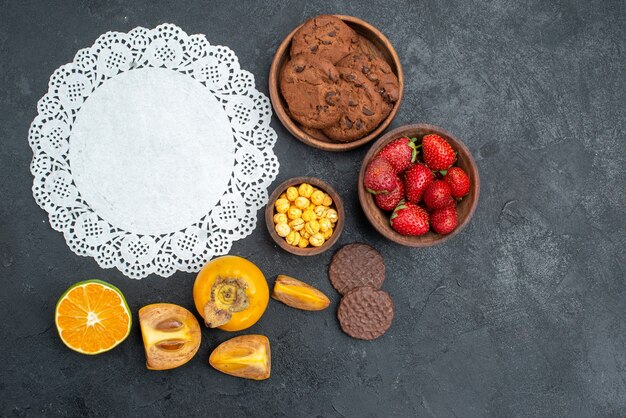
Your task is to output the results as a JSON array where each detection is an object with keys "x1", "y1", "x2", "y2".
[
  {"x1": 311, "y1": 190, "x2": 325, "y2": 206},
  {"x1": 275, "y1": 198, "x2": 290, "y2": 214},
  {"x1": 286, "y1": 187, "x2": 299, "y2": 201},
  {"x1": 289, "y1": 218, "x2": 305, "y2": 231},
  {"x1": 302, "y1": 209, "x2": 317, "y2": 222},
  {"x1": 322, "y1": 194, "x2": 333, "y2": 207},
  {"x1": 309, "y1": 233, "x2": 325, "y2": 247},
  {"x1": 273, "y1": 213, "x2": 287, "y2": 224},
  {"x1": 304, "y1": 220, "x2": 320, "y2": 236},
  {"x1": 326, "y1": 209, "x2": 338, "y2": 223},
  {"x1": 298, "y1": 183, "x2": 314, "y2": 198},
  {"x1": 275, "y1": 222, "x2": 290, "y2": 237},
  {"x1": 314, "y1": 205, "x2": 328, "y2": 219},
  {"x1": 285, "y1": 231, "x2": 301, "y2": 246},
  {"x1": 287, "y1": 207, "x2": 302, "y2": 220},
  {"x1": 294, "y1": 196, "x2": 310, "y2": 210},
  {"x1": 319, "y1": 218, "x2": 332, "y2": 233}
]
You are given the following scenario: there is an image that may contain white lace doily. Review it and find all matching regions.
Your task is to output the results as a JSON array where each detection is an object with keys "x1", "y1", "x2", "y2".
[{"x1": 28, "y1": 24, "x2": 279, "y2": 279}]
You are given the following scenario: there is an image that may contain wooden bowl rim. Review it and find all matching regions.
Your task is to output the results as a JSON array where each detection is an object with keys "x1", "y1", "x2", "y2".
[
  {"x1": 269, "y1": 14, "x2": 404, "y2": 152},
  {"x1": 265, "y1": 177, "x2": 345, "y2": 256},
  {"x1": 358, "y1": 124, "x2": 480, "y2": 247}
]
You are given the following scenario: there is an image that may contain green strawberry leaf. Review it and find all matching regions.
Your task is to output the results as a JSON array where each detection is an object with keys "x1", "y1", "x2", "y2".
[
  {"x1": 439, "y1": 170, "x2": 448, "y2": 176},
  {"x1": 366, "y1": 187, "x2": 388, "y2": 195},
  {"x1": 408, "y1": 141, "x2": 418, "y2": 163},
  {"x1": 390, "y1": 200, "x2": 406, "y2": 220}
]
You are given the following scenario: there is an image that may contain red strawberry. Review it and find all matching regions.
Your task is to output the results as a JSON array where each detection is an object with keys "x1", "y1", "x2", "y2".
[
  {"x1": 374, "y1": 178, "x2": 404, "y2": 211},
  {"x1": 377, "y1": 137, "x2": 417, "y2": 174},
  {"x1": 443, "y1": 167, "x2": 470, "y2": 198},
  {"x1": 422, "y1": 134, "x2": 456, "y2": 170},
  {"x1": 423, "y1": 180, "x2": 454, "y2": 210},
  {"x1": 364, "y1": 158, "x2": 396, "y2": 194},
  {"x1": 390, "y1": 201, "x2": 430, "y2": 236},
  {"x1": 430, "y1": 205, "x2": 458, "y2": 234},
  {"x1": 404, "y1": 163, "x2": 434, "y2": 203}
]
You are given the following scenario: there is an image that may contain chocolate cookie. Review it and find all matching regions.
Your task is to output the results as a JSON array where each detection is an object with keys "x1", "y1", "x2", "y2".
[
  {"x1": 338, "y1": 286, "x2": 394, "y2": 340},
  {"x1": 280, "y1": 54, "x2": 341, "y2": 129},
  {"x1": 290, "y1": 15, "x2": 360, "y2": 64},
  {"x1": 329, "y1": 243, "x2": 385, "y2": 295},
  {"x1": 322, "y1": 67, "x2": 385, "y2": 142},
  {"x1": 337, "y1": 52, "x2": 400, "y2": 113}
]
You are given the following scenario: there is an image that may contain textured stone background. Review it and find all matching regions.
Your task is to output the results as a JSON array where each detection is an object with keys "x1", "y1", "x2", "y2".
[{"x1": 1, "y1": 0, "x2": 625, "y2": 416}]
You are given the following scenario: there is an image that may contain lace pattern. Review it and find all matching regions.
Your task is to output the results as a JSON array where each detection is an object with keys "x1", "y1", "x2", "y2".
[{"x1": 29, "y1": 24, "x2": 279, "y2": 279}]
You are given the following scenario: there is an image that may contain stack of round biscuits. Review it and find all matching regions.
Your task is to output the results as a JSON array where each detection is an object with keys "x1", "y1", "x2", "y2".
[
  {"x1": 329, "y1": 243, "x2": 394, "y2": 340},
  {"x1": 280, "y1": 15, "x2": 400, "y2": 143}
]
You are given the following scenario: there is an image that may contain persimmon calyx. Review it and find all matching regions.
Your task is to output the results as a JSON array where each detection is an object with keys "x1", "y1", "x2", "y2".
[{"x1": 204, "y1": 277, "x2": 249, "y2": 328}]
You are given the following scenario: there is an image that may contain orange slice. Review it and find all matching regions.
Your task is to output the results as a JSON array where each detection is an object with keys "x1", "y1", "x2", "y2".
[{"x1": 55, "y1": 280, "x2": 132, "y2": 355}]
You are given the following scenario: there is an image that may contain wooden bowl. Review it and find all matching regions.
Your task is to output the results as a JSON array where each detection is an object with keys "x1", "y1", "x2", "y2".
[
  {"x1": 265, "y1": 177, "x2": 345, "y2": 255},
  {"x1": 358, "y1": 124, "x2": 480, "y2": 247},
  {"x1": 269, "y1": 15, "x2": 404, "y2": 152}
]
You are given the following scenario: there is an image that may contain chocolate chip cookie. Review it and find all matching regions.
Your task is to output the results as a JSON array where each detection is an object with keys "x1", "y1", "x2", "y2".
[
  {"x1": 322, "y1": 67, "x2": 385, "y2": 142},
  {"x1": 280, "y1": 54, "x2": 341, "y2": 129},
  {"x1": 337, "y1": 52, "x2": 400, "y2": 115},
  {"x1": 290, "y1": 15, "x2": 360, "y2": 64}
]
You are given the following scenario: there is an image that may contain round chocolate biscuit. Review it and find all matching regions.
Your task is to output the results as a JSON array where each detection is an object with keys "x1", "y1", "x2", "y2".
[
  {"x1": 322, "y1": 67, "x2": 385, "y2": 142},
  {"x1": 290, "y1": 15, "x2": 360, "y2": 64},
  {"x1": 336, "y1": 52, "x2": 399, "y2": 116},
  {"x1": 338, "y1": 286, "x2": 394, "y2": 340},
  {"x1": 280, "y1": 54, "x2": 341, "y2": 129},
  {"x1": 329, "y1": 243, "x2": 385, "y2": 295}
]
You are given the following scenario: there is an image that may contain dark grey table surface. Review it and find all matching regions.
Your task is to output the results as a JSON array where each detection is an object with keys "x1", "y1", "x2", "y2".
[{"x1": 1, "y1": 1, "x2": 625, "y2": 417}]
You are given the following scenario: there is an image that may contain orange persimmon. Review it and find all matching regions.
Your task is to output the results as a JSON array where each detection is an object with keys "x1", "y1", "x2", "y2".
[{"x1": 193, "y1": 256, "x2": 269, "y2": 332}]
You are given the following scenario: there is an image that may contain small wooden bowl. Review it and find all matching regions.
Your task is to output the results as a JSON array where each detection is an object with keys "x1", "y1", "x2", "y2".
[
  {"x1": 269, "y1": 15, "x2": 404, "y2": 152},
  {"x1": 358, "y1": 124, "x2": 480, "y2": 247},
  {"x1": 265, "y1": 177, "x2": 345, "y2": 255}
]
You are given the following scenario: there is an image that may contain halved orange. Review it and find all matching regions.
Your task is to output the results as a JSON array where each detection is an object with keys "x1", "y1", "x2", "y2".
[{"x1": 55, "y1": 279, "x2": 132, "y2": 355}]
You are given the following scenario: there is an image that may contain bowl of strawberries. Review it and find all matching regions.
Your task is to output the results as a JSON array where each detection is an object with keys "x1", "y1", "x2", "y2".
[{"x1": 358, "y1": 124, "x2": 479, "y2": 246}]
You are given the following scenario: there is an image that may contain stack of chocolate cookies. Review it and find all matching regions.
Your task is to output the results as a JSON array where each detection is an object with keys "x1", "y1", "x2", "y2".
[
  {"x1": 280, "y1": 15, "x2": 400, "y2": 143},
  {"x1": 329, "y1": 243, "x2": 394, "y2": 340}
]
